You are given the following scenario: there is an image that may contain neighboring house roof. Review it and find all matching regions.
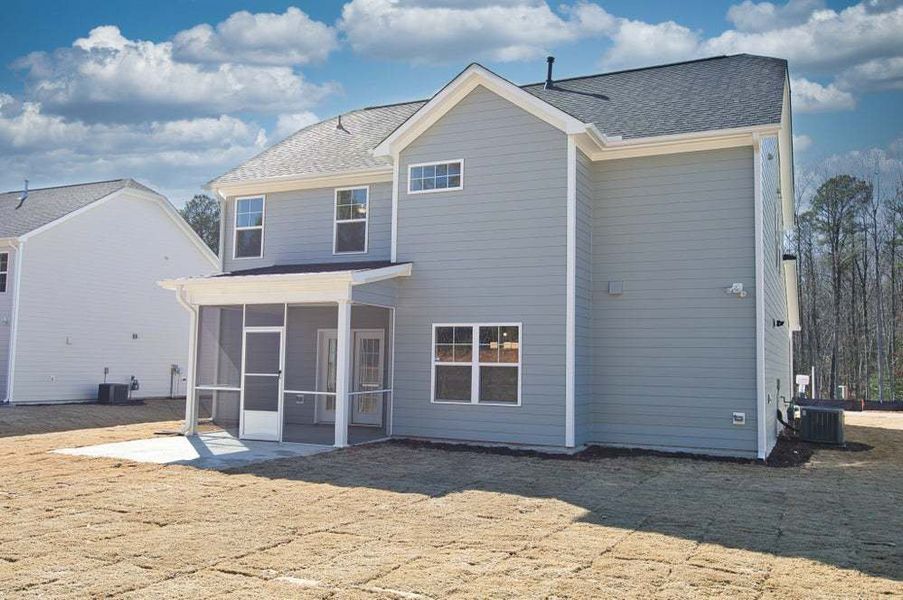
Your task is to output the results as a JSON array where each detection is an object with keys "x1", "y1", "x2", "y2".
[
  {"x1": 0, "y1": 179, "x2": 158, "y2": 239},
  {"x1": 212, "y1": 54, "x2": 787, "y2": 188}
]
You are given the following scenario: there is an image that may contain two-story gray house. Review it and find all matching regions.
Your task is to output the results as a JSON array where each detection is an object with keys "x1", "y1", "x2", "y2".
[{"x1": 161, "y1": 54, "x2": 800, "y2": 459}]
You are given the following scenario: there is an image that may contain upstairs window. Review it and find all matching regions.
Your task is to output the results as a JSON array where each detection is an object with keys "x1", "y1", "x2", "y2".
[
  {"x1": 409, "y1": 160, "x2": 463, "y2": 193},
  {"x1": 0, "y1": 252, "x2": 7, "y2": 293},
  {"x1": 334, "y1": 187, "x2": 369, "y2": 254},
  {"x1": 432, "y1": 323, "x2": 521, "y2": 405},
  {"x1": 234, "y1": 196, "x2": 264, "y2": 259}
]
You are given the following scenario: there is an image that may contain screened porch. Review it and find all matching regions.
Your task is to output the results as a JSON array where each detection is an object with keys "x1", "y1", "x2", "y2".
[{"x1": 190, "y1": 302, "x2": 393, "y2": 447}]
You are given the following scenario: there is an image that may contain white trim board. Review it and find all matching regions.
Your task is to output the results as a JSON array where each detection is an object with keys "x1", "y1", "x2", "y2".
[
  {"x1": 753, "y1": 136, "x2": 767, "y2": 460},
  {"x1": 565, "y1": 136, "x2": 577, "y2": 448}
]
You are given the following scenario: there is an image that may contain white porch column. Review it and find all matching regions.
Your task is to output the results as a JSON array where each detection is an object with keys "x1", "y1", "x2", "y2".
[
  {"x1": 179, "y1": 288, "x2": 199, "y2": 436},
  {"x1": 334, "y1": 299, "x2": 352, "y2": 447}
]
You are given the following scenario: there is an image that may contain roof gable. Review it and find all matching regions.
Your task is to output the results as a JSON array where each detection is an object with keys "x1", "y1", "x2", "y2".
[
  {"x1": 0, "y1": 179, "x2": 152, "y2": 239},
  {"x1": 372, "y1": 63, "x2": 587, "y2": 157}
]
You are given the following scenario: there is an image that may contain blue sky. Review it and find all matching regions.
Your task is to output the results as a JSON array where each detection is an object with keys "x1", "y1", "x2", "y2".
[{"x1": 1, "y1": 0, "x2": 900, "y2": 204}]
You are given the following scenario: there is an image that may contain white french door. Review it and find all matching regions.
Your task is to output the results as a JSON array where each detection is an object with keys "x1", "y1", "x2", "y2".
[
  {"x1": 316, "y1": 329, "x2": 385, "y2": 427},
  {"x1": 240, "y1": 328, "x2": 283, "y2": 441},
  {"x1": 352, "y1": 331, "x2": 385, "y2": 426}
]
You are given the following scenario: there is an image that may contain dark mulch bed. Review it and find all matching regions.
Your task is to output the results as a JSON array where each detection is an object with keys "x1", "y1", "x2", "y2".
[{"x1": 390, "y1": 435, "x2": 875, "y2": 468}]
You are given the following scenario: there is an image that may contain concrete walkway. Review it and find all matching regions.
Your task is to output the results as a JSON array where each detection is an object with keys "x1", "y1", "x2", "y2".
[{"x1": 53, "y1": 430, "x2": 333, "y2": 469}]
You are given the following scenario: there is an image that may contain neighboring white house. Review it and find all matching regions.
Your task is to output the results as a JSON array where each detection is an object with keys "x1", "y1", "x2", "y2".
[{"x1": 1, "y1": 179, "x2": 218, "y2": 403}]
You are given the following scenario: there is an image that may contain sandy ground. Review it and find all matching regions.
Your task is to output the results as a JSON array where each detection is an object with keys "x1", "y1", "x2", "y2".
[{"x1": 0, "y1": 400, "x2": 900, "y2": 599}]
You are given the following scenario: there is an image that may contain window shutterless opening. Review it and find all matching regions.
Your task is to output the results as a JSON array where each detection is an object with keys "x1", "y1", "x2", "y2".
[
  {"x1": 408, "y1": 160, "x2": 464, "y2": 194},
  {"x1": 233, "y1": 196, "x2": 265, "y2": 259},
  {"x1": 333, "y1": 186, "x2": 369, "y2": 254},
  {"x1": 431, "y1": 323, "x2": 521, "y2": 406}
]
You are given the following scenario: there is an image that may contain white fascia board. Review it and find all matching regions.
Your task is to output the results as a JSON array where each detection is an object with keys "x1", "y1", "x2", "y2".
[
  {"x1": 372, "y1": 64, "x2": 587, "y2": 157},
  {"x1": 159, "y1": 263, "x2": 412, "y2": 305},
  {"x1": 350, "y1": 262, "x2": 412, "y2": 285},
  {"x1": 211, "y1": 167, "x2": 393, "y2": 198},
  {"x1": 585, "y1": 123, "x2": 782, "y2": 161}
]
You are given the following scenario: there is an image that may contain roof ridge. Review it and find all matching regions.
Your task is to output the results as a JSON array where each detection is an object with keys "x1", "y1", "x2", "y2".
[
  {"x1": 1, "y1": 178, "x2": 128, "y2": 195},
  {"x1": 519, "y1": 54, "x2": 783, "y2": 88},
  {"x1": 360, "y1": 98, "x2": 429, "y2": 111}
]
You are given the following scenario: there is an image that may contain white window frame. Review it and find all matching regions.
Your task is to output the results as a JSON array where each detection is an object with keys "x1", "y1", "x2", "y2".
[
  {"x1": 0, "y1": 252, "x2": 8, "y2": 293},
  {"x1": 408, "y1": 159, "x2": 464, "y2": 195},
  {"x1": 333, "y1": 186, "x2": 369, "y2": 255},
  {"x1": 232, "y1": 195, "x2": 265, "y2": 260},
  {"x1": 430, "y1": 322, "x2": 522, "y2": 406}
]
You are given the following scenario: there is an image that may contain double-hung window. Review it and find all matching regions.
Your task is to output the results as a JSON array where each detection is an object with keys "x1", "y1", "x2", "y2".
[
  {"x1": 0, "y1": 252, "x2": 8, "y2": 293},
  {"x1": 409, "y1": 160, "x2": 463, "y2": 193},
  {"x1": 233, "y1": 196, "x2": 264, "y2": 259},
  {"x1": 432, "y1": 323, "x2": 521, "y2": 405},
  {"x1": 334, "y1": 187, "x2": 368, "y2": 254}
]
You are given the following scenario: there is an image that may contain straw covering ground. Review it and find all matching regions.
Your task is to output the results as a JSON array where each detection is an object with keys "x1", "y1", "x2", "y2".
[{"x1": 0, "y1": 400, "x2": 900, "y2": 598}]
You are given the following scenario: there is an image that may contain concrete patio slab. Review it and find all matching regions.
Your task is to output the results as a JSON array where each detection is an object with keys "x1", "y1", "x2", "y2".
[{"x1": 53, "y1": 430, "x2": 333, "y2": 469}]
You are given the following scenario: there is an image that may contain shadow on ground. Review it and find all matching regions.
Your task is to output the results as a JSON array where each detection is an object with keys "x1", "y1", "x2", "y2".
[{"x1": 225, "y1": 422, "x2": 903, "y2": 583}]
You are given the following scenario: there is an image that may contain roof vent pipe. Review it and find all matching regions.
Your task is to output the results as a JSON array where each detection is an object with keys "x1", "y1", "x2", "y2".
[
  {"x1": 544, "y1": 56, "x2": 555, "y2": 89},
  {"x1": 15, "y1": 179, "x2": 28, "y2": 209}
]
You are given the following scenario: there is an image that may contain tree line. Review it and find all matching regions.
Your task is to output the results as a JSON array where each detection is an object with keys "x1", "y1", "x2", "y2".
[{"x1": 792, "y1": 161, "x2": 902, "y2": 401}]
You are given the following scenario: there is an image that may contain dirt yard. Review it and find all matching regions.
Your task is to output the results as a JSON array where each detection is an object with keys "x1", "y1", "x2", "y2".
[{"x1": 0, "y1": 401, "x2": 900, "y2": 598}]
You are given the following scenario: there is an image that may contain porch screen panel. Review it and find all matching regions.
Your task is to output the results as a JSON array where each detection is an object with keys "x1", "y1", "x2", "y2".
[
  {"x1": 245, "y1": 304, "x2": 285, "y2": 327},
  {"x1": 196, "y1": 306, "x2": 243, "y2": 388},
  {"x1": 283, "y1": 306, "x2": 336, "y2": 434}
]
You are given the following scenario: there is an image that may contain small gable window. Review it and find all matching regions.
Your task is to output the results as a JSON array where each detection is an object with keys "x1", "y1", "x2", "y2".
[
  {"x1": 409, "y1": 160, "x2": 463, "y2": 194},
  {"x1": 0, "y1": 252, "x2": 8, "y2": 293},
  {"x1": 334, "y1": 187, "x2": 369, "y2": 254},
  {"x1": 234, "y1": 196, "x2": 264, "y2": 259}
]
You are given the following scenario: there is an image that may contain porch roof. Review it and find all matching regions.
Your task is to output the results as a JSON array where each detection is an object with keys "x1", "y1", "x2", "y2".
[{"x1": 159, "y1": 261, "x2": 411, "y2": 305}]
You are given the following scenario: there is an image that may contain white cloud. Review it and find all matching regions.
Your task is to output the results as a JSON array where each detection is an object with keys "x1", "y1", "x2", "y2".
[
  {"x1": 835, "y1": 56, "x2": 903, "y2": 92},
  {"x1": 14, "y1": 25, "x2": 337, "y2": 123},
  {"x1": 791, "y1": 77, "x2": 856, "y2": 112},
  {"x1": 704, "y1": 3, "x2": 903, "y2": 74},
  {"x1": 339, "y1": 0, "x2": 589, "y2": 64},
  {"x1": 173, "y1": 7, "x2": 338, "y2": 66},
  {"x1": 726, "y1": 0, "x2": 825, "y2": 32},
  {"x1": 793, "y1": 134, "x2": 813, "y2": 152},
  {"x1": 600, "y1": 19, "x2": 701, "y2": 70},
  {"x1": 272, "y1": 112, "x2": 320, "y2": 141},
  {"x1": 0, "y1": 100, "x2": 271, "y2": 205}
]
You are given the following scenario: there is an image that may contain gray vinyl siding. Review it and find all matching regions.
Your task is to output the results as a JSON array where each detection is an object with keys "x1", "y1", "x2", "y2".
[
  {"x1": 0, "y1": 247, "x2": 16, "y2": 399},
  {"x1": 762, "y1": 136, "x2": 791, "y2": 453},
  {"x1": 352, "y1": 279, "x2": 399, "y2": 307},
  {"x1": 222, "y1": 182, "x2": 392, "y2": 272},
  {"x1": 575, "y1": 149, "x2": 593, "y2": 446},
  {"x1": 392, "y1": 85, "x2": 568, "y2": 447},
  {"x1": 589, "y1": 147, "x2": 758, "y2": 456}
]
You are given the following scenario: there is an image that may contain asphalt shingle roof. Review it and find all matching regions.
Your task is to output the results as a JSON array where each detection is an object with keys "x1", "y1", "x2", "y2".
[
  {"x1": 0, "y1": 179, "x2": 157, "y2": 239},
  {"x1": 212, "y1": 54, "x2": 787, "y2": 187}
]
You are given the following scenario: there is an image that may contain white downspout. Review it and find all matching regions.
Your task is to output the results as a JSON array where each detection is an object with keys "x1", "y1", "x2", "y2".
[{"x1": 175, "y1": 285, "x2": 199, "y2": 435}]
